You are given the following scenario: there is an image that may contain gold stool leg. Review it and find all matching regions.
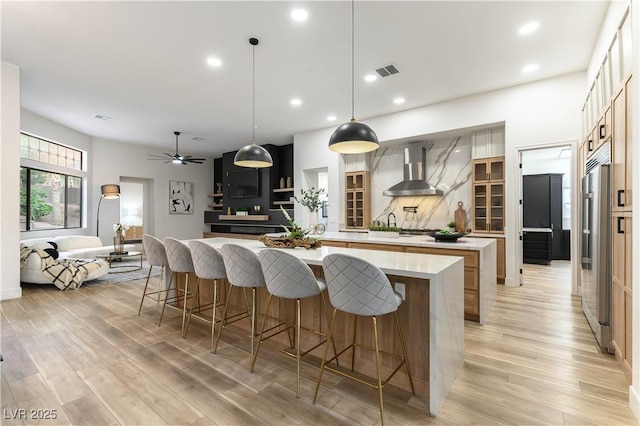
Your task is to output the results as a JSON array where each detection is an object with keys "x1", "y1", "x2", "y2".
[
  {"x1": 295, "y1": 298, "x2": 302, "y2": 398},
  {"x1": 181, "y1": 273, "x2": 191, "y2": 338},
  {"x1": 158, "y1": 272, "x2": 175, "y2": 326},
  {"x1": 250, "y1": 287, "x2": 258, "y2": 356},
  {"x1": 313, "y1": 308, "x2": 338, "y2": 404},
  {"x1": 351, "y1": 314, "x2": 358, "y2": 371},
  {"x1": 320, "y1": 292, "x2": 340, "y2": 367},
  {"x1": 183, "y1": 276, "x2": 201, "y2": 338},
  {"x1": 213, "y1": 284, "x2": 234, "y2": 353},
  {"x1": 154, "y1": 266, "x2": 165, "y2": 322},
  {"x1": 250, "y1": 293, "x2": 274, "y2": 373},
  {"x1": 394, "y1": 311, "x2": 415, "y2": 394},
  {"x1": 210, "y1": 279, "x2": 218, "y2": 353},
  {"x1": 137, "y1": 265, "x2": 154, "y2": 315},
  {"x1": 372, "y1": 316, "x2": 385, "y2": 426}
]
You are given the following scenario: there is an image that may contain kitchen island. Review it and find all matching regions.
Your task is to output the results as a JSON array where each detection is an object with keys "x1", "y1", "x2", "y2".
[
  {"x1": 190, "y1": 237, "x2": 465, "y2": 415},
  {"x1": 315, "y1": 232, "x2": 497, "y2": 323}
]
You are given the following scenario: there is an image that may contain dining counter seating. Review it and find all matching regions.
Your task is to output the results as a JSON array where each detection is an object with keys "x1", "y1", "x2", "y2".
[
  {"x1": 214, "y1": 243, "x2": 266, "y2": 357},
  {"x1": 314, "y1": 253, "x2": 415, "y2": 425},
  {"x1": 252, "y1": 248, "x2": 336, "y2": 397},
  {"x1": 188, "y1": 240, "x2": 227, "y2": 351},
  {"x1": 138, "y1": 234, "x2": 170, "y2": 323},
  {"x1": 161, "y1": 237, "x2": 196, "y2": 338}
]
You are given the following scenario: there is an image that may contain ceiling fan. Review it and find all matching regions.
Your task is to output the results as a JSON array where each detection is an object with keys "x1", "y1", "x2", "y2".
[{"x1": 148, "y1": 131, "x2": 206, "y2": 165}]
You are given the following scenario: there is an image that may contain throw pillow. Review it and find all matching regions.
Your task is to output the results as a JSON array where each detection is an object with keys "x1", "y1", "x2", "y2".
[{"x1": 43, "y1": 247, "x2": 59, "y2": 260}]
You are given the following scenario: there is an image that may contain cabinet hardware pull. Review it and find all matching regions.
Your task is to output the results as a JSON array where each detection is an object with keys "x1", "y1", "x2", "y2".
[
  {"x1": 599, "y1": 124, "x2": 605, "y2": 139},
  {"x1": 617, "y1": 189, "x2": 625, "y2": 207},
  {"x1": 617, "y1": 217, "x2": 625, "y2": 234},
  {"x1": 588, "y1": 139, "x2": 593, "y2": 152}
]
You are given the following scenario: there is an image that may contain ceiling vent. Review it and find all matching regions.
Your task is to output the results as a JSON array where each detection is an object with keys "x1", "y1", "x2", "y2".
[{"x1": 375, "y1": 63, "x2": 400, "y2": 78}]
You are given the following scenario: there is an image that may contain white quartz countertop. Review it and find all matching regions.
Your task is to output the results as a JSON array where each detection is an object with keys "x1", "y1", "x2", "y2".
[
  {"x1": 192, "y1": 237, "x2": 463, "y2": 280},
  {"x1": 304, "y1": 231, "x2": 495, "y2": 251}
]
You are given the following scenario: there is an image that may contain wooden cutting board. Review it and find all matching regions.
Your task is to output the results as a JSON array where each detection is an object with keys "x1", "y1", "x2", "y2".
[{"x1": 455, "y1": 201, "x2": 466, "y2": 233}]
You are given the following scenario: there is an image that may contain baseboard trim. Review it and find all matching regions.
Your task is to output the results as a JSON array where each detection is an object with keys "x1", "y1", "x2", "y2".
[
  {"x1": 0, "y1": 287, "x2": 22, "y2": 300},
  {"x1": 629, "y1": 385, "x2": 640, "y2": 424}
]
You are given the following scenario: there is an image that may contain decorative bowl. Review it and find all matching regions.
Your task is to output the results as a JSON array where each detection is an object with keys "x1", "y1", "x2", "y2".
[{"x1": 433, "y1": 232, "x2": 466, "y2": 242}]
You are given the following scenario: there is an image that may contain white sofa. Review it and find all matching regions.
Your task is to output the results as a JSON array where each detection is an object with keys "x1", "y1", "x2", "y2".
[{"x1": 20, "y1": 235, "x2": 136, "y2": 284}]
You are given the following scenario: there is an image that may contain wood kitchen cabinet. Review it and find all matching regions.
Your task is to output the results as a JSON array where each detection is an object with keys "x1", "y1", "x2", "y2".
[
  {"x1": 344, "y1": 171, "x2": 370, "y2": 229},
  {"x1": 610, "y1": 73, "x2": 633, "y2": 383},
  {"x1": 612, "y1": 74, "x2": 633, "y2": 213},
  {"x1": 611, "y1": 212, "x2": 632, "y2": 381},
  {"x1": 472, "y1": 157, "x2": 504, "y2": 233}
]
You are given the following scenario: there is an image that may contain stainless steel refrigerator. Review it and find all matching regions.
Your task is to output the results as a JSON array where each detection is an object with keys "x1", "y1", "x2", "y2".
[{"x1": 581, "y1": 144, "x2": 612, "y2": 353}]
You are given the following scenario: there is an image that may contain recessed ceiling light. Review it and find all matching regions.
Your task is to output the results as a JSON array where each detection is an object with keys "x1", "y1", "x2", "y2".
[
  {"x1": 191, "y1": 137, "x2": 205, "y2": 141},
  {"x1": 291, "y1": 9, "x2": 308, "y2": 22},
  {"x1": 327, "y1": 115, "x2": 337, "y2": 121},
  {"x1": 519, "y1": 21, "x2": 540, "y2": 35},
  {"x1": 364, "y1": 74, "x2": 377, "y2": 82},
  {"x1": 522, "y1": 63, "x2": 539, "y2": 73},
  {"x1": 290, "y1": 98, "x2": 302, "y2": 106},
  {"x1": 454, "y1": 149, "x2": 461, "y2": 153},
  {"x1": 393, "y1": 97, "x2": 405, "y2": 105},
  {"x1": 206, "y1": 57, "x2": 222, "y2": 67},
  {"x1": 94, "y1": 114, "x2": 112, "y2": 121}
]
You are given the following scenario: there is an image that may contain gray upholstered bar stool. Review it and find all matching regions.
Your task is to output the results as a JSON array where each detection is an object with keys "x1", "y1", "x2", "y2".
[
  {"x1": 213, "y1": 243, "x2": 265, "y2": 356},
  {"x1": 314, "y1": 253, "x2": 415, "y2": 426},
  {"x1": 160, "y1": 237, "x2": 196, "y2": 338},
  {"x1": 252, "y1": 248, "x2": 336, "y2": 398},
  {"x1": 187, "y1": 240, "x2": 227, "y2": 351},
  {"x1": 138, "y1": 234, "x2": 170, "y2": 323}
]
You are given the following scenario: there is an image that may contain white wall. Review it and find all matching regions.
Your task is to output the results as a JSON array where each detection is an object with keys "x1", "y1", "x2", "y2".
[
  {"x1": 1, "y1": 62, "x2": 22, "y2": 300},
  {"x1": 294, "y1": 71, "x2": 585, "y2": 288},
  {"x1": 92, "y1": 137, "x2": 213, "y2": 242}
]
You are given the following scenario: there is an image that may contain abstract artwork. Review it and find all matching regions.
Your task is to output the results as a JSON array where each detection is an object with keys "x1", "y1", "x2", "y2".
[{"x1": 169, "y1": 181, "x2": 193, "y2": 214}]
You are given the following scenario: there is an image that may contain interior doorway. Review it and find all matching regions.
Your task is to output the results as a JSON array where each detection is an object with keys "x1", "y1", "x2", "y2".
[
  {"x1": 119, "y1": 178, "x2": 152, "y2": 242},
  {"x1": 517, "y1": 142, "x2": 578, "y2": 294}
]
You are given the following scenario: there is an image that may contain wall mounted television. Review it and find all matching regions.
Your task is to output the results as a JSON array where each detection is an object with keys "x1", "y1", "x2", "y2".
[{"x1": 228, "y1": 169, "x2": 260, "y2": 198}]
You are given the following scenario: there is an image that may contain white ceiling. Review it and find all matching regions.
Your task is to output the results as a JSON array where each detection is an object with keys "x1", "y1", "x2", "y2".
[{"x1": 2, "y1": 1, "x2": 608, "y2": 158}]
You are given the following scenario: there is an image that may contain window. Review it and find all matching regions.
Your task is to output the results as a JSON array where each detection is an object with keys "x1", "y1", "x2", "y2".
[
  {"x1": 20, "y1": 167, "x2": 83, "y2": 231},
  {"x1": 20, "y1": 132, "x2": 84, "y2": 170}
]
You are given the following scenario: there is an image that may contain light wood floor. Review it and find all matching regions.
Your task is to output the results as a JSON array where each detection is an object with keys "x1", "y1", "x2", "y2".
[{"x1": 1, "y1": 262, "x2": 636, "y2": 425}]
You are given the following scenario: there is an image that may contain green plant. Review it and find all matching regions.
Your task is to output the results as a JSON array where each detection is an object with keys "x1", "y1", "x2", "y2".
[
  {"x1": 437, "y1": 229, "x2": 451, "y2": 235},
  {"x1": 236, "y1": 206, "x2": 249, "y2": 212},
  {"x1": 20, "y1": 187, "x2": 53, "y2": 221},
  {"x1": 447, "y1": 221, "x2": 457, "y2": 228},
  {"x1": 294, "y1": 187, "x2": 325, "y2": 212},
  {"x1": 368, "y1": 224, "x2": 401, "y2": 232},
  {"x1": 280, "y1": 206, "x2": 313, "y2": 239}
]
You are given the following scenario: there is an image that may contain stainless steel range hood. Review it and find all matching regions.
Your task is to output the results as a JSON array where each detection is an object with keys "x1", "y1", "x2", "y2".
[{"x1": 383, "y1": 144, "x2": 443, "y2": 197}]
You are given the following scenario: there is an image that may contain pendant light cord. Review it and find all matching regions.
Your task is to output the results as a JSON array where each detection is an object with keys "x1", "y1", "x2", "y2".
[
  {"x1": 351, "y1": 0, "x2": 355, "y2": 121},
  {"x1": 252, "y1": 42, "x2": 256, "y2": 144}
]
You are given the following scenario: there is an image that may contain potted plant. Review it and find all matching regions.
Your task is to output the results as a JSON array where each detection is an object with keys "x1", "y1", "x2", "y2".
[
  {"x1": 294, "y1": 187, "x2": 325, "y2": 232},
  {"x1": 447, "y1": 221, "x2": 457, "y2": 232},
  {"x1": 258, "y1": 206, "x2": 322, "y2": 249},
  {"x1": 235, "y1": 207, "x2": 249, "y2": 216},
  {"x1": 368, "y1": 224, "x2": 401, "y2": 238}
]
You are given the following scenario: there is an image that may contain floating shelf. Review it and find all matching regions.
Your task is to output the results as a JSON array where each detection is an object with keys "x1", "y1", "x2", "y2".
[
  {"x1": 273, "y1": 201, "x2": 294, "y2": 205},
  {"x1": 273, "y1": 188, "x2": 294, "y2": 193},
  {"x1": 208, "y1": 193, "x2": 223, "y2": 197},
  {"x1": 219, "y1": 215, "x2": 269, "y2": 221},
  {"x1": 207, "y1": 203, "x2": 223, "y2": 209}
]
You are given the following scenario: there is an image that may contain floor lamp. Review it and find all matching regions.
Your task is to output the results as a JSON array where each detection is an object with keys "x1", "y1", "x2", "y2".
[{"x1": 96, "y1": 184, "x2": 120, "y2": 237}]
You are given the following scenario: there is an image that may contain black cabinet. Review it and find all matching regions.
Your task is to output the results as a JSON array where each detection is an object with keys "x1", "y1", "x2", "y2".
[
  {"x1": 523, "y1": 173, "x2": 565, "y2": 262},
  {"x1": 523, "y1": 231, "x2": 552, "y2": 264}
]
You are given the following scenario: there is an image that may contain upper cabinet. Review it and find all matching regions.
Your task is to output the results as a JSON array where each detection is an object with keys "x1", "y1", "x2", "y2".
[
  {"x1": 581, "y1": 7, "x2": 632, "y2": 143},
  {"x1": 471, "y1": 127, "x2": 504, "y2": 159},
  {"x1": 344, "y1": 171, "x2": 370, "y2": 229},
  {"x1": 472, "y1": 156, "x2": 504, "y2": 234},
  {"x1": 612, "y1": 75, "x2": 633, "y2": 213}
]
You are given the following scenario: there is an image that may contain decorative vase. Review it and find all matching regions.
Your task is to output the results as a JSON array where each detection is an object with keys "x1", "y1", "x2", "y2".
[
  {"x1": 280, "y1": 177, "x2": 285, "y2": 189},
  {"x1": 286, "y1": 176, "x2": 292, "y2": 188},
  {"x1": 113, "y1": 233, "x2": 125, "y2": 254}
]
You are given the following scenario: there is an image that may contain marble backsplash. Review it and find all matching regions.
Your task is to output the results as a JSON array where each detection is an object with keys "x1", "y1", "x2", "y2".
[{"x1": 370, "y1": 136, "x2": 472, "y2": 230}]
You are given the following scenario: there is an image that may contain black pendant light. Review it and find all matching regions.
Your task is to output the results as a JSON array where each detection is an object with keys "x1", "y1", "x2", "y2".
[
  {"x1": 328, "y1": 0, "x2": 379, "y2": 154},
  {"x1": 234, "y1": 37, "x2": 273, "y2": 168}
]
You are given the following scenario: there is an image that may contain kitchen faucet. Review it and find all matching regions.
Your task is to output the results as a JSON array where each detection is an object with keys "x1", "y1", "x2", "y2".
[{"x1": 387, "y1": 212, "x2": 397, "y2": 227}]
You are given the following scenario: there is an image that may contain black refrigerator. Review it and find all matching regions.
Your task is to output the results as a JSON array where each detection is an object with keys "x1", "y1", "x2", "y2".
[{"x1": 523, "y1": 173, "x2": 565, "y2": 263}]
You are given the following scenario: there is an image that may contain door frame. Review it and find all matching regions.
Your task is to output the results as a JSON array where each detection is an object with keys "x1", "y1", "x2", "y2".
[{"x1": 515, "y1": 139, "x2": 579, "y2": 295}]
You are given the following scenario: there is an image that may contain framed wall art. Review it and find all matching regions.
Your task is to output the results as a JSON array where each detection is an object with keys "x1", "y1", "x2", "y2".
[{"x1": 169, "y1": 181, "x2": 193, "y2": 214}]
